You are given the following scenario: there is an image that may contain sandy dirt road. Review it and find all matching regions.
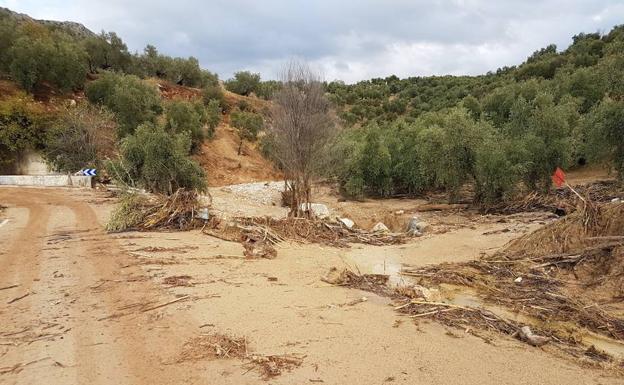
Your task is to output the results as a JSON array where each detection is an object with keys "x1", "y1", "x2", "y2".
[
  {"x1": 0, "y1": 188, "x2": 202, "y2": 384},
  {"x1": 0, "y1": 187, "x2": 621, "y2": 384}
]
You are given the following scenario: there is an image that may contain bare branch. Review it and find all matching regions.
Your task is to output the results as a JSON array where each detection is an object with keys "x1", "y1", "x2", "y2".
[{"x1": 268, "y1": 61, "x2": 336, "y2": 217}]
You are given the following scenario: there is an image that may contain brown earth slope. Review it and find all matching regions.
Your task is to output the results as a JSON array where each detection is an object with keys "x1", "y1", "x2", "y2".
[
  {"x1": 150, "y1": 80, "x2": 282, "y2": 186},
  {"x1": 195, "y1": 123, "x2": 281, "y2": 187}
]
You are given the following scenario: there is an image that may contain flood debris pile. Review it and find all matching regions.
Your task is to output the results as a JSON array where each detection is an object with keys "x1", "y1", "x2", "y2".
[
  {"x1": 321, "y1": 267, "x2": 561, "y2": 348},
  {"x1": 241, "y1": 233, "x2": 278, "y2": 259},
  {"x1": 325, "y1": 264, "x2": 623, "y2": 367},
  {"x1": 322, "y1": 201, "x2": 624, "y2": 368},
  {"x1": 162, "y1": 275, "x2": 194, "y2": 287},
  {"x1": 401, "y1": 256, "x2": 624, "y2": 338},
  {"x1": 487, "y1": 180, "x2": 622, "y2": 215},
  {"x1": 205, "y1": 216, "x2": 408, "y2": 248},
  {"x1": 398, "y1": 201, "x2": 624, "y2": 365},
  {"x1": 178, "y1": 333, "x2": 303, "y2": 380},
  {"x1": 395, "y1": 297, "x2": 550, "y2": 345},
  {"x1": 106, "y1": 189, "x2": 207, "y2": 232},
  {"x1": 178, "y1": 333, "x2": 248, "y2": 362},
  {"x1": 321, "y1": 267, "x2": 391, "y2": 296},
  {"x1": 505, "y1": 201, "x2": 624, "y2": 257},
  {"x1": 246, "y1": 354, "x2": 305, "y2": 380}
]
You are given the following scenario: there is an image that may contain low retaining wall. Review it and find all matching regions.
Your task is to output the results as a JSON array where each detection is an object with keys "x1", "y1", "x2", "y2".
[{"x1": 0, "y1": 175, "x2": 93, "y2": 188}]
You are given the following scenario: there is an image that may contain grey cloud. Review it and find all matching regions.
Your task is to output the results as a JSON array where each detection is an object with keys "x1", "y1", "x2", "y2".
[{"x1": 1, "y1": 0, "x2": 623, "y2": 82}]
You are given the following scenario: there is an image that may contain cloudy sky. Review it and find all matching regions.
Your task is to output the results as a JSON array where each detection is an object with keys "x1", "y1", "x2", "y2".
[{"x1": 1, "y1": 0, "x2": 623, "y2": 82}]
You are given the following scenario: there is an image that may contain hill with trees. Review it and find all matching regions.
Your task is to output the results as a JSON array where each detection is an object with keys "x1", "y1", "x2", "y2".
[
  {"x1": 325, "y1": 26, "x2": 624, "y2": 203},
  {"x1": 1, "y1": 5, "x2": 623, "y2": 206},
  {"x1": 0, "y1": 7, "x2": 279, "y2": 193}
]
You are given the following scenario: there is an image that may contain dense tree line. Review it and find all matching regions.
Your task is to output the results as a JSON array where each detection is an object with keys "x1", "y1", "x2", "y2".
[{"x1": 327, "y1": 25, "x2": 624, "y2": 203}]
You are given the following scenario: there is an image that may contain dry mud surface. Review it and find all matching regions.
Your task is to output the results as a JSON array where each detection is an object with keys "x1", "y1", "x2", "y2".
[{"x1": 0, "y1": 187, "x2": 621, "y2": 384}]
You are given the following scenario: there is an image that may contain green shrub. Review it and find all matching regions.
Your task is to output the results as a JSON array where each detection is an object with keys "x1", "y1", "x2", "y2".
[
  {"x1": 164, "y1": 99, "x2": 207, "y2": 152},
  {"x1": 205, "y1": 99, "x2": 221, "y2": 138},
  {"x1": 415, "y1": 109, "x2": 482, "y2": 200},
  {"x1": 505, "y1": 92, "x2": 576, "y2": 191},
  {"x1": 83, "y1": 32, "x2": 132, "y2": 73},
  {"x1": 231, "y1": 109, "x2": 263, "y2": 154},
  {"x1": 132, "y1": 44, "x2": 206, "y2": 87},
  {"x1": 332, "y1": 109, "x2": 498, "y2": 202},
  {"x1": 105, "y1": 192, "x2": 148, "y2": 232},
  {"x1": 43, "y1": 104, "x2": 116, "y2": 172},
  {"x1": 473, "y1": 138, "x2": 520, "y2": 204},
  {"x1": 200, "y1": 70, "x2": 220, "y2": 88},
  {"x1": 170, "y1": 57, "x2": 203, "y2": 86},
  {"x1": 0, "y1": 94, "x2": 48, "y2": 166},
  {"x1": 202, "y1": 83, "x2": 225, "y2": 108},
  {"x1": 257, "y1": 80, "x2": 281, "y2": 99},
  {"x1": 358, "y1": 127, "x2": 393, "y2": 196},
  {"x1": 462, "y1": 95, "x2": 481, "y2": 120},
  {"x1": 107, "y1": 123, "x2": 206, "y2": 194},
  {"x1": 0, "y1": 14, "x2": 18, "y2": 72},
  {"x1": 86, "y1": 72, "x2": 162, "y2": 137}
]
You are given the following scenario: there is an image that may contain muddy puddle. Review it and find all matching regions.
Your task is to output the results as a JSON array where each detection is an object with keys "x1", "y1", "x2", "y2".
[
  {"x1": 340, "y1": 253, "x2": 624, "y2": 360},
  {"x1": 339, "y1": 252, "x2": 411, "y2": 286}
]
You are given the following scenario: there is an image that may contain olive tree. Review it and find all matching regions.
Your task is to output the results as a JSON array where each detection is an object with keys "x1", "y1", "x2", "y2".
[
  {"x1": 230, "y1": 109, "x2": 263, "y2": 155},
  {"x1": 85, "y1": 72, "x2": 162, "y2": 137},
  {"x1": 9, "y1": 31, "x2": 87, "y2": 92},
  {"x1": 585, "y1": 97, "x2": 624, "y2": 178},
  {"x1": 107, "y1": 123, "x2": 206, "y2": 194},
  {"x1": 164, "y1": 99, "x2": 207, "y2": 152},
  {"x1": 225, "y1": 71, "x2": 261, "y2": 96}
]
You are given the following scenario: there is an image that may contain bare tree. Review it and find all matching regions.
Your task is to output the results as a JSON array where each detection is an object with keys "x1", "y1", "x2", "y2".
[{"x1": 269, "y1": 62, "x2": 335, "y2": 217}]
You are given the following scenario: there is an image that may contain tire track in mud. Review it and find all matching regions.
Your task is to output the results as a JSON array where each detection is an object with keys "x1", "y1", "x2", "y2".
[
  {"x1": 0, "y1": 192, "x2": 56, "y2": 382},
  {"x1": 0, "y1": 188, "x2": 200, "y2": 384}
]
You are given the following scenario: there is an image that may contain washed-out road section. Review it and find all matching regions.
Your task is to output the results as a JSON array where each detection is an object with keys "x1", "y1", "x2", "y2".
[{"x1": 0, "y1": 187, "x2": 619, "y2": 384}]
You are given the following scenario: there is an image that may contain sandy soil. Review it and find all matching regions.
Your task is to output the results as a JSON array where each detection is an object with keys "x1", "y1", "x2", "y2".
[{"x1": 1, "y1": 186, "x2": 621, "y2": 384}]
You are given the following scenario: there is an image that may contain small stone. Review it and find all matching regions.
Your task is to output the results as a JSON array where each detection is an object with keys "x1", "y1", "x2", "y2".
[
  {"x1": 299, "y1": 203, "x2": 330, "y2": 218},
  {"x1": 372, "y1": 222, "x2": 389, "y2": 232},
  {"x1": 406, "y1": 216, "x2": 429, "y2": 236},
  {"x1": 338, "y1": 217, "x2": 355, "y2": 229}
]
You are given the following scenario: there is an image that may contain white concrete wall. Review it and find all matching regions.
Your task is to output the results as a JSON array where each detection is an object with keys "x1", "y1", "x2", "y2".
[
  {"x1": 0, "y1": 175, "x2": 93, "y2": 187},
  {"x1": 15, "y1": 149, "x2": 51, "y2": 175}
]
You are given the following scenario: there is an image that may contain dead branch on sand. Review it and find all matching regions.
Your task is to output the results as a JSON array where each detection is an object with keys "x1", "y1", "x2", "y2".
[{"x1": 178, "y1": 333, "x2": 304, "y2": 379}]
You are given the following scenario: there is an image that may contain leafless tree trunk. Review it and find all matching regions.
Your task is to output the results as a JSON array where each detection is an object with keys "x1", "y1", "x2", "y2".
[{"x1": 269, "y1": 62, "x2": 335, "y2": 217}]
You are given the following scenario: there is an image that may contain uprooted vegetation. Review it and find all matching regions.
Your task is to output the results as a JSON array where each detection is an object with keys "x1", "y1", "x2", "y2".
[
  {"x1": 323, "y1": 201, "x2": 624, "y2": 369},
  {"x1": 106, "y1": 188, "x2": 410, "y2": 252},
  {"x1": 106, "y1": 189, "x2": 205, "y2": 232},
  {"x1": 178, "y1": 333, "x2": 304, "y2": 380},
  {"x1": 204, "y1": 216, "x2": 408, "y2": 248},
  {"x1": 486, "y1": 180, "x2": 622, "y2": 214}
]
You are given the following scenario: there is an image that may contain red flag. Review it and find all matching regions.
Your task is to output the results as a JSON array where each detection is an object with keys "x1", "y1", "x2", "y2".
[{"x1": 552, "y1": 167, "x2": 566, "y2": 188}]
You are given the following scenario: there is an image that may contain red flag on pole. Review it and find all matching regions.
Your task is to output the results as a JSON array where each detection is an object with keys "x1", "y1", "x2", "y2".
[{"x1": 552, "y1": 167, "x2": 566, "y2": 188}]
